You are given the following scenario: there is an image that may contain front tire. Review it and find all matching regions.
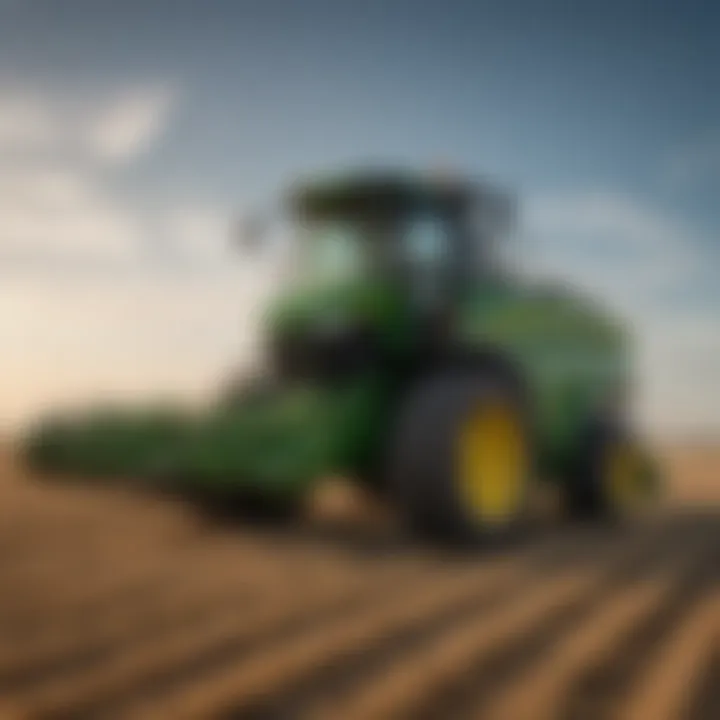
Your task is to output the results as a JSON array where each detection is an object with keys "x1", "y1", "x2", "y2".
[{"x1": 388, "y1": 371, "x2": 532, "y2": 545}]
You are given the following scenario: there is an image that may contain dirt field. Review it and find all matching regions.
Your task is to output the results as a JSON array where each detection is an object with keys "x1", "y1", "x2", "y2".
[{"x1": 0, "y1": 446, "x2": 717, "y2": 719}]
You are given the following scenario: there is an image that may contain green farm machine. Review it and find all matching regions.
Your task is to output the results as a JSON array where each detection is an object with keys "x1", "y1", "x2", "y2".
[{"x1": 24, "y1": 169, "x2": 658, "y2": 542}]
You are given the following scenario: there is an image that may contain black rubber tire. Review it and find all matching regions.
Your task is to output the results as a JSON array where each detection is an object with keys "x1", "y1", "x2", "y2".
[
  {"x1": 565, "y1": 418, "x2": 653, "y2": 521},
  {"x1": 387, "y1": 370, "x2": 532, "y2": 545}
]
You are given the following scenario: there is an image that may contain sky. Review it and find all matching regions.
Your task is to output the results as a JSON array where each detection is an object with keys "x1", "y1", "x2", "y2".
[{"x1": 0, "y1": 0, "x2": 718, "y2": 436}]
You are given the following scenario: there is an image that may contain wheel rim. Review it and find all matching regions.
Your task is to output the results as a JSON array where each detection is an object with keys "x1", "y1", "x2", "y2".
[
  {"x1": 606, "y1": 444, "x2": 647, "y2": 512},
  {"x1": 457, "y1": 402, "x2": 527, "y2": 525}
]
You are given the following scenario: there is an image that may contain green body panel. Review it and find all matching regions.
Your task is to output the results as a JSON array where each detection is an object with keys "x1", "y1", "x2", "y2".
[
  {"x1": 169, "y1": 374, "x2": 391, "y2": 497},
  {"x1": 269, "y1": 278, "x2": 412, "y2": 352},
  {"x1": 24, "y1": 408, "x2": 195, "y2": 478},
  {"x1": 175, "y1": 276, "x2": 627, "y2": 493},
  {"x1": 456, "y1": 281, "x2": 629, "y2": 477}
]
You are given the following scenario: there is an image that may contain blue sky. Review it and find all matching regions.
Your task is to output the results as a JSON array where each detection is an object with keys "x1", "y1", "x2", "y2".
[{"x1": 0, "y1": 0, "x2": 718, "y2": 433}]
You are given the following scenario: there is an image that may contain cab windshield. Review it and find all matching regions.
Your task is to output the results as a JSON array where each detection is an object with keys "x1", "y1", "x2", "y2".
[
  {"x1": 296, "y1": 209, "x2": 462, "y2": 285},
  {"x1": 299, "y1": 218, "x2": 378, "y2": 285}
]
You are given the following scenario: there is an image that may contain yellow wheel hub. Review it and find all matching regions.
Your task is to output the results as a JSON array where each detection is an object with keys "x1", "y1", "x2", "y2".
[
  {"x1": 457, "y1": 403, "x2": 527, "y2": 525},
  {"x1": 606, "y1": 444, "x2": 646, "y2": 512}
]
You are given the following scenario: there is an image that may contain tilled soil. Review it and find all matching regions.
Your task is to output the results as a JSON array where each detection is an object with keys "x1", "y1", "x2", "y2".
[{"x1": 0, "y1": 447, "x2": 717, "y2": 720}]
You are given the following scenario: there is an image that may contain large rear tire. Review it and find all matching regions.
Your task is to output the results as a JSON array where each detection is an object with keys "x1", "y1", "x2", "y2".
[{"x1": 388, "y1": 371, "x2": 533, "y2": 545}]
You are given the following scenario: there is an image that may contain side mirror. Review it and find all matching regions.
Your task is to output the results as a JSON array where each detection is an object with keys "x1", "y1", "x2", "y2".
[
  {"x1": 473, "y1": 191, "x2": 516, "y2": 242},
  {"x1": 232, "y1": 212, "x2": 267, "y2": 253}
]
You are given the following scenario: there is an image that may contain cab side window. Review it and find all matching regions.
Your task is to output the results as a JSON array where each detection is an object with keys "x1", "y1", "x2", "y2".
[{"x1": 403, "y1": 214, "x2": 450, "y2": 268}]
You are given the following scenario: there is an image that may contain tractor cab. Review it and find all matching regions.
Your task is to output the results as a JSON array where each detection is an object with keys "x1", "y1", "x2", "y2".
[
  {"x1": 253, "y1": 170, "x2": 516, "y2": 382},
  {"x1": 287, "y1": 171, "x2": 513, "y2": 308}
]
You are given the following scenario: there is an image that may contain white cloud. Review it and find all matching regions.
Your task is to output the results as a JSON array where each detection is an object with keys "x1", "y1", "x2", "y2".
[
  {"x1": 0, "y1": 93, "x2": 57, "y2": 149},
  {"x1": 0, "y1": 165, "x2": 143, "y2": 260},
  {"x1": 525, "y1": 191, "x2": 681, "y2": 245},
  {"x1": 0, "y1": 82, "x2": 177, "y2": 164},
  {"x1": 639, "y1": 310, "x2": 720, "y2": 437},
  {"x1": 522, "y1": 191, "x2": 700, "y2": 315},
  {"x1": 160, "y1": 205, "x2": 231, "y2": 261},
  {"x1": 0, "y1": 82, "x2": 180, "y2": 262},
  {"x1": 84, "y1": 87, "x2": 176, "y2": 164}
]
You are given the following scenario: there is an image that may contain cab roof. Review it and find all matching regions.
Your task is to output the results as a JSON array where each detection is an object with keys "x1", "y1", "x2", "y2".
[{"x1": 289, "y1": 168, "x2": 510, "y2": 220}]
